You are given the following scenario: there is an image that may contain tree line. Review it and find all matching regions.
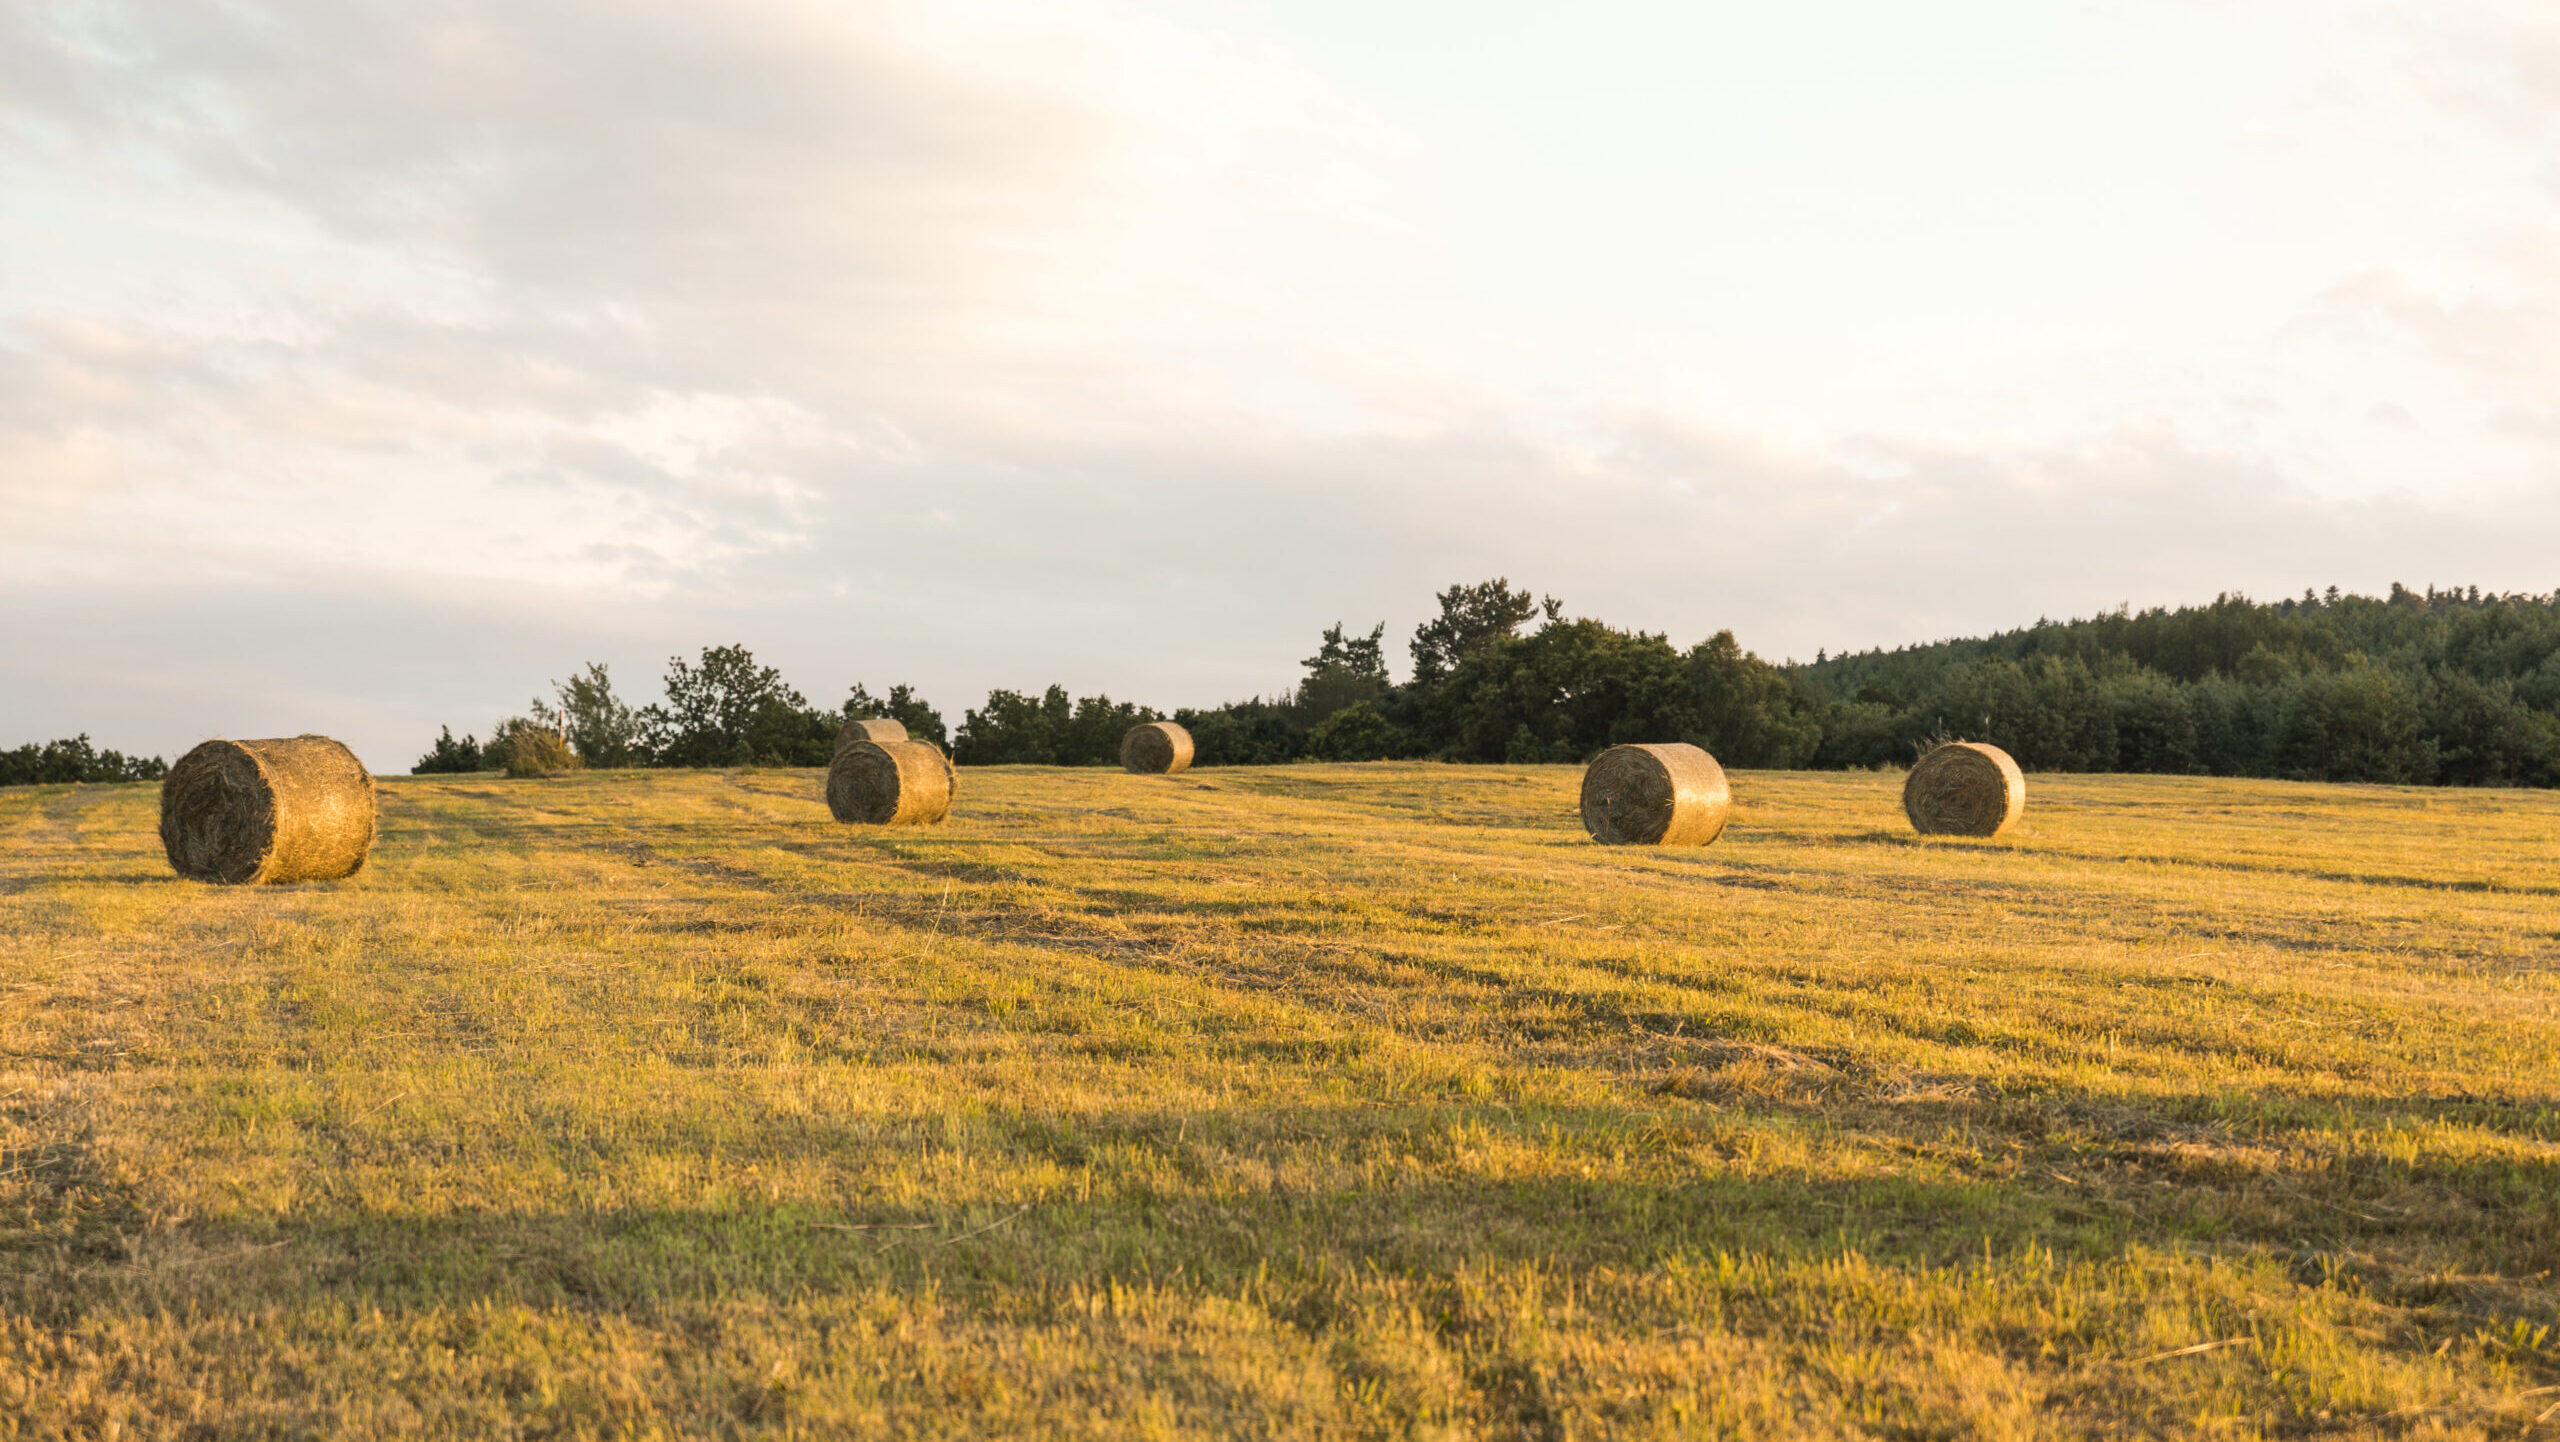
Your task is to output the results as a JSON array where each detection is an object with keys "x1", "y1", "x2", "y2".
[
  {"x1": 413, "y1": 651, "x2": 951, "y2": 774},
  {"x1": 1791, "y1": 584, "x2": 2560, "y2": 785},
  {"x1": 410, "y1": 579, "x2": 2560, "y2": 787},
  {"x1": 0, "y1": 735, "x2": 167, "y2": 786}
]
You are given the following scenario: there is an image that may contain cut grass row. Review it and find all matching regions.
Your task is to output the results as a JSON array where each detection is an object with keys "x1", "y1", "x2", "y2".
[{"x1": 1, "y1": 765, "x2": 2556, "y2": 1437}]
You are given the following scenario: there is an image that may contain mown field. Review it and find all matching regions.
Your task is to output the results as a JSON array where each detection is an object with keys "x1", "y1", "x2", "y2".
[{"x1": 3, "y1": 763, "x2": 2558, "y2": 1439}]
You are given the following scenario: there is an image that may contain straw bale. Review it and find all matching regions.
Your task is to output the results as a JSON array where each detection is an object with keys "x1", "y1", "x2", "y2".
[
  {"x1": 833, "y1": 716, "x2": 909, "y2": 756},
  {"x1": 1579, "y1": 742, "x2": 1730, "y2": 846},
  {"x1": 827, "y1": 739, "x2": 953, "y2": 825},
  {"x1": 159, "y1": 735, "x2": 377, "y2": 884},
  {"x1": 1903, "y1": 741, "x2": 2025, "y2": 838},
  {"x1": 1120, "y1": 721, "x2": 1194, "y2": 775}
]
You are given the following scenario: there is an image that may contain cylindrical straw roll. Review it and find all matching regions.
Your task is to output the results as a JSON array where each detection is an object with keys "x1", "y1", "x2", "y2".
[
  {"x1": 1579, "y1": 743, "x2": 1730, "y2": 846},
  {"x1": 1120, "y1": 721, "x2": 1194, "y2": 775},
  {"x1": 159, "y1": 736, "x2": 378, "y2": 884},
  {"x1": 1903, "y1": 741, "x2": 2025, "y2": 838},
  {"x1": 833, "y1": 716, "x2": 909, "y2": 756},
  {"x1": 827, "y1": 739, "x2": 954, "y2": 825}
]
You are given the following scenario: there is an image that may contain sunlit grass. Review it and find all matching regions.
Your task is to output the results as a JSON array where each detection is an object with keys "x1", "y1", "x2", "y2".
[{"x1": 3, "y1": 764, "x2": 2556, "y2": 1437}]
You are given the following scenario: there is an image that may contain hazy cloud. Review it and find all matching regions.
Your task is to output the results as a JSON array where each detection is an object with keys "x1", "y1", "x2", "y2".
[{"x1": 3, "y1": 0, "x2": 2556, "y2": 765}]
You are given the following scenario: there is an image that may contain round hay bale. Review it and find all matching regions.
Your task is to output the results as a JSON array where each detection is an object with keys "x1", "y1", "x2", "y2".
[
  {"x1": 1579, "y1": 743, "x2": 1730, "y2": 846},
  {"x1": 1120, "y1": 721, "x2": 1194, "y2": 775},
  {"x1": 833, "y1": 716, "x2": 909, "y2": 755},
  {"x1": 159, "y1": 735, "x2": 377, "y2": 885},
  {"x1": 1903, "y1": 741, "x2": 2025, "y2": 838},
  {"x1": 827, "y1": 739, "x2": 953, "y2": 825}
]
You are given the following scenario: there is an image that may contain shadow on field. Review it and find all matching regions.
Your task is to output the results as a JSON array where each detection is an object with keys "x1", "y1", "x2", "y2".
[
  {"x1": 0, "y1": 865, "x2": 174, "y2": 896},
  {"x1": 13, "y1": 1080, "x2": 2559, "y2": 1351}
]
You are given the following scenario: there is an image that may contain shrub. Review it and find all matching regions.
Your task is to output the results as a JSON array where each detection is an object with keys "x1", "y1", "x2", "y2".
[
  {"x1": 1303, "y1": 700, "x2": 1408, "y2": 761},
  {"x1": 502, "y1": 724, "x2": 579, "y2": 778},
  {"x1": 412, "y1": 726, "x2": 486, "y2": 775}
]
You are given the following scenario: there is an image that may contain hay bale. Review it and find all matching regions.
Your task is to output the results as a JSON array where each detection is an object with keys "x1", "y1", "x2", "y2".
[
  {"x1": 1120, "y1": 721, "x2": 1194, "y2": 775},
  {"x1": 827, "y1": 739, "x2": 953, "y2": 825},
  {"x1": 1903, "y1": 741, "x2": 2025, "y2": 838},
  {"x1": 833, "y1": 716, "x2": 909, "y2": 755},
  {"x1": 1579, "y1": 743, "x2": 1729, "y2": 846},
  {"x1": 159, "y1": 735, "x2": 377, "y2": 884}
]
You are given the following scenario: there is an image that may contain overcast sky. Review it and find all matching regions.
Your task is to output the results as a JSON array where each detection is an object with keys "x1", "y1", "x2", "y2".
[{"x1": 5, "y1": 0, "x2": 2557, "y2": 769}]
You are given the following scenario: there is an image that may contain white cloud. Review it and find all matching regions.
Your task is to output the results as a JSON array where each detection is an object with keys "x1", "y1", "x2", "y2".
[{"x1": 2, "y1": 0, "x2": 2557, "y2": 762}]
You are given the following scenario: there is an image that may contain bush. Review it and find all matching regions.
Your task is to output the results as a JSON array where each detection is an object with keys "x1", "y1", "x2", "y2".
[
  {"x1": 1303, "y1": 700, "x2": 1409, "y2": 761},
  {"x1": 503, "y1": 725, "x2": 580, "y2": 778},
  {"x1": 412, "y1": 726, "x2": 486, "y2": 775}
]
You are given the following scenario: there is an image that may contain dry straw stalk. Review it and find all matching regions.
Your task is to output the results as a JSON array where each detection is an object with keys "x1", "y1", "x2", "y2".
[
  {"x1": 1120, "y1": 722, "x2": 1194, "y2": 775},
  {"x1": 1579, "y1": 743, "x2": 1730, "y2": 846},
  {"x1": 1903, "y1": 741, "x2": 2025, "y2": 838},
  {"x1": 827, "y1": 739, "x2": 954, "y2": 825},
  {"x1": 159, "y1": 735, "x2": 377, "y2": 884},
  {"x1": 834, "y1": 717, "x2": 909, "y2": 756}
]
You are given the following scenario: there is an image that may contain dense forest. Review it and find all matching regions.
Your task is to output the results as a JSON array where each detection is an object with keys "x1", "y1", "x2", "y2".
[
  {"x1": 409, "y1": 580, "x2": 2560, "y2": 786},
  {"x1": 1786, "y1": 584, "x2": 2560, "y2": 785}
]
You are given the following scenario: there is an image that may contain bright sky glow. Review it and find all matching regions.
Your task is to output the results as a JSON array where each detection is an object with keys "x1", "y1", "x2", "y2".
[{"x1": 4, "y1": 0, "x2": 2556, "y2": 766}]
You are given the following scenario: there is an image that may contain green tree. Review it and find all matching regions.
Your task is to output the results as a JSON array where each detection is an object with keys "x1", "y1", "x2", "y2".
[
  {"x1": 954, "y1": 687, "x2": 1070, "y2": 765},
  {"x1": 2272, "y1": 664, "x2": 2431, "y2": 783},
  {"x1": 1303, "y1": 700, "x2": 1409, "y2": 761},
  {"x1": 1683, "y1": 631, "x2": 1821, "y2": 768},
  {"x1": 954, "y1": 687, "x2": 1157, "y2": 765},
  {"x1": 846, "y1": 683, "x2": 948, "y2": 748},
  {"x1": 534, "y1": 663, "x2": 642, "y2": 768},
  {"x1": 2098, "y1": 671, "x2": 2198, "y2": 774},
  {"x1": 1298, "y1": 621, "x2": 1390, "y2": 721},
  {"x1": 0, "y1": 735, "x2": 168, "y2": 785},
  {"x1": 1428, "y1": 617, "x2": 1690, "y2": 763},
  {"x1": 1172, "y1": 698, "x2": 1303, "y2": 766},
  {"x1": 1408, "y1": 578, "x2": 1553, "y2": 686},
  {"x1": 2421, "y1": 673, "x2": 2542, "y2": 786},
  {"x1": 642, "y1": 645, "x2": 818, "y2": 767},
  {"x1": 410, "y1": 726, "x2": 486, "y2": 775}
]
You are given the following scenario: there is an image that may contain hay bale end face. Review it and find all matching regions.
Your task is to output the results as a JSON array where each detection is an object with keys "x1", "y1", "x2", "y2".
[
  {"x1": 1120, "y1": 721, "x2": 1194, "y2": 775},
  {"x1": 827, "y1": 739, "x2": 954, "y2": 825},
  {"x1": 1580, "y1": 743, "x2": 1730, "y2": 846},
  {"x1": 1903, "y1": 741, "x2": 2025, "y2": 838},
  {"x1": 833, "y1": 716, "x2": 909, "y2": 755},
  {"x1": 159, "y1": 736, "x2": 378, "y2": 884}
]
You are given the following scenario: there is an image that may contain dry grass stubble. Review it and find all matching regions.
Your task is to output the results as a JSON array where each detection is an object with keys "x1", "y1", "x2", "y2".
[{"x1": 3, "y1": 764, "x2": 2558, "y2": 1436}]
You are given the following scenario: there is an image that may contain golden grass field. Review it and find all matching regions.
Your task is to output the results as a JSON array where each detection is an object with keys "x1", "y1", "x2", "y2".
[{"x1": 3, "y1": 763, "x2": 2558, "y2": 1438}]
